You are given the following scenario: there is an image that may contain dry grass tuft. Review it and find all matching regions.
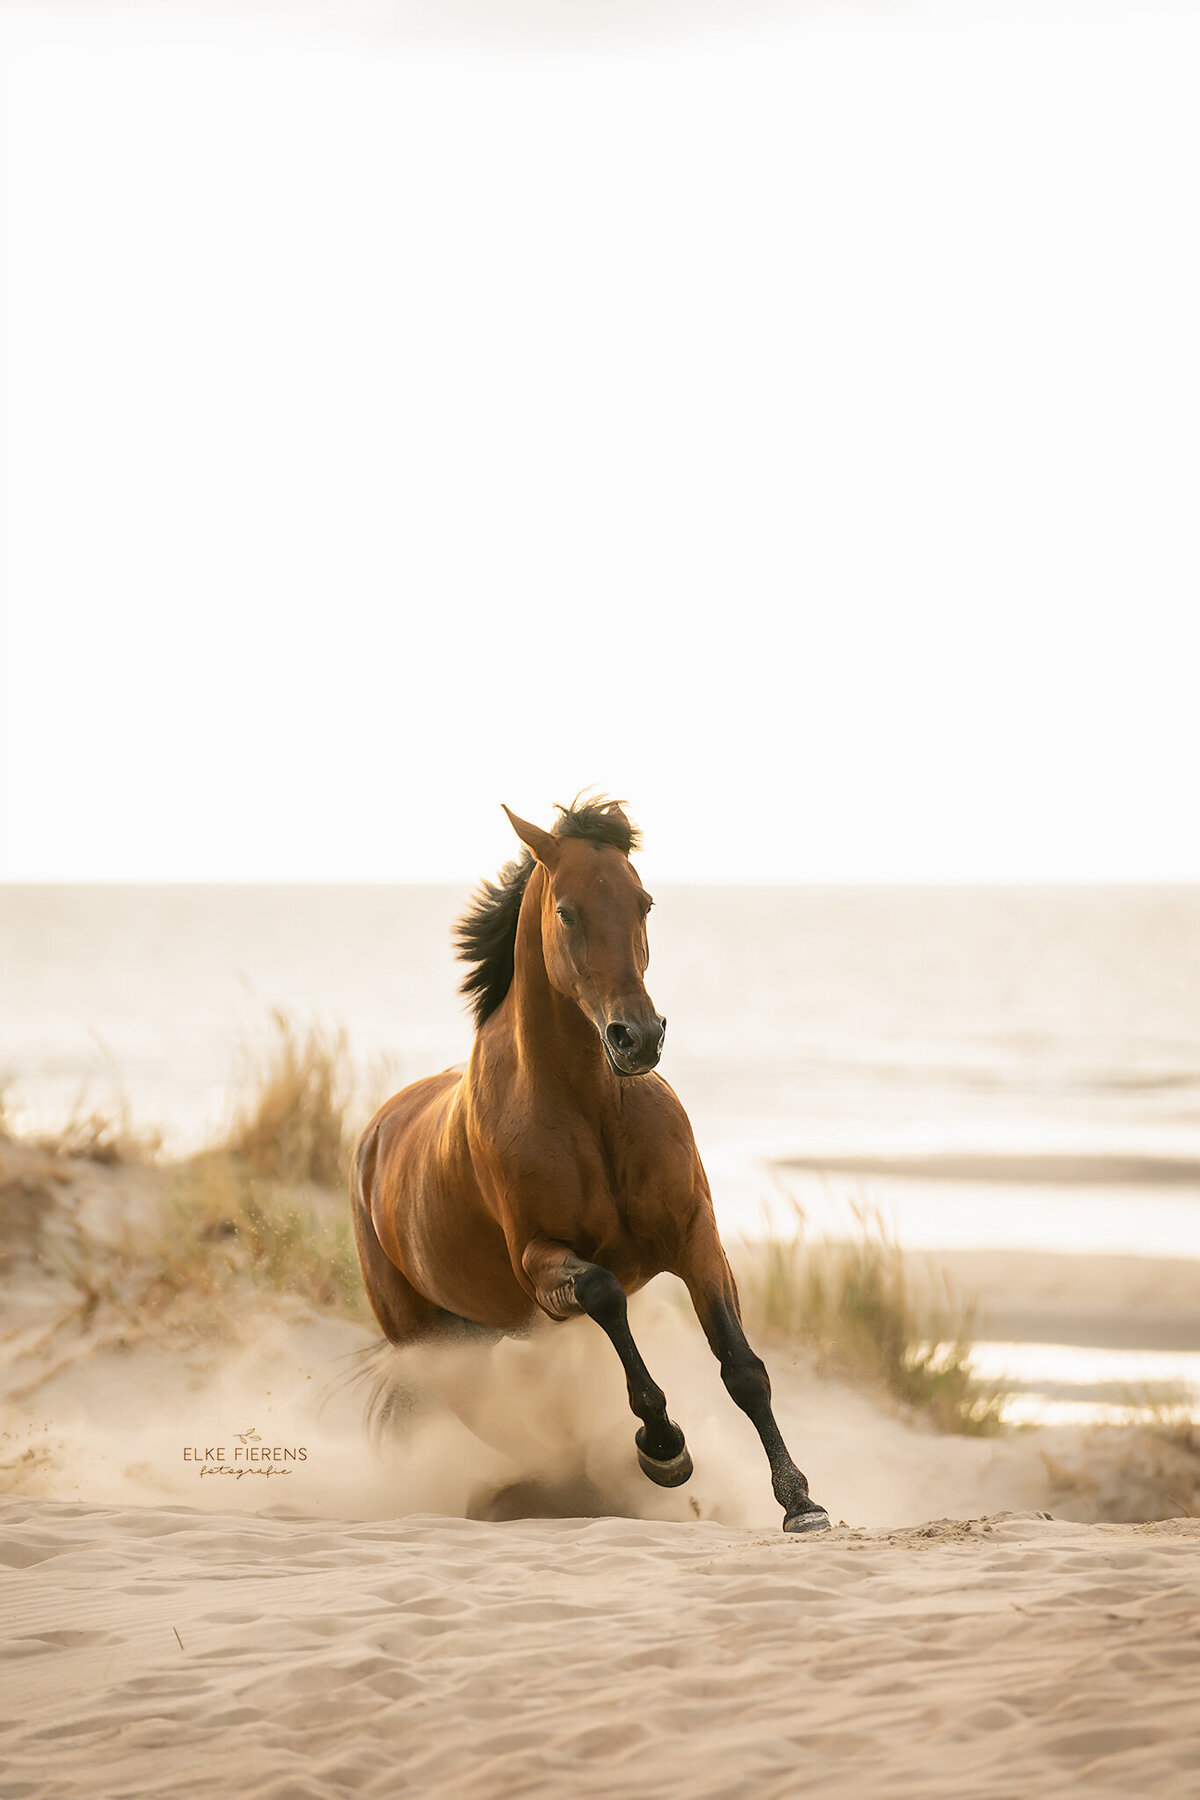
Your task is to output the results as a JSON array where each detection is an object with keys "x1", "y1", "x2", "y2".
[
  {"x1": 31, "y1": 1153, "x2": 371, "y2": 1350},
  {"x1": 34, "y1": 1102, "x2": 162, "y2": 1167},
  {"x1": 220, "y1": 1012, "x2": 352, "y2": 1189},
  {"x1": 1, "y1": 1086, "x2": 162, "y2": 1166},
  {"x1": 1, "y1": 1066, "x2": 157, "y2": 1166},
  {"x1": 1, "y1": 1011, "x2": 385, "y2": 1347},
  {"x1": 165, "y1": 1154, "x2": 368, "y2": 1320},
  {"x1": 734, "y1": 1201, "x2": 1007, "y2": 1435}
]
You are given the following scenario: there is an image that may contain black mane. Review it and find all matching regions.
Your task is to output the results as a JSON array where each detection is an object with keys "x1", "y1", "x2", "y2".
[{"x1": 454, "y1": 796, "x2": 641, "y2": 1028}]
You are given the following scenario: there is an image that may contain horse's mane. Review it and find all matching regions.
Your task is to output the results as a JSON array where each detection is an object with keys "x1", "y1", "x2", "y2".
[{"x1": 455, "y1": 796, "x2": 642, "y2": 1028}]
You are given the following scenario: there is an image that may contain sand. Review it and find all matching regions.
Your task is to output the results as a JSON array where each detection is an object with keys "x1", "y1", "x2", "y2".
[
  {"x1": 3, "y1": 1138, "x2": 1200, "y2": 1795},
  {"x1": 3, "y1": 1499, "x2": 1198, "y2": 1800},
  {"x1": 3, "y1": 1305, "x2": 1200, "y2": 1800}
]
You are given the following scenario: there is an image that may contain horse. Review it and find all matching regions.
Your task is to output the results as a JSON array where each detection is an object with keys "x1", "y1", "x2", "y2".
[{"x1": 351, "y1": 797, "x2": 831, "y2": 1534}]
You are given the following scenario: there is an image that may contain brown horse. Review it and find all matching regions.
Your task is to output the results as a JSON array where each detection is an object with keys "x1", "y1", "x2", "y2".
[{"x1": 351, "y1": 798, "x2": 830, "y2": 1533}]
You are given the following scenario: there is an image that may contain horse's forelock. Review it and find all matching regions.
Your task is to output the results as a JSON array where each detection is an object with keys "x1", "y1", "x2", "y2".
[{"x1": 552, "y1": 794, "x2": 642, "y2": 856}]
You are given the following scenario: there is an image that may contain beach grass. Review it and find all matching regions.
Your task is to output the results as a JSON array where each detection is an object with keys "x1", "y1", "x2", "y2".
[
  {"x1": 734, "y1": 1201, "x2": 1007, "y2": 1435},
  {"x1": 2, "y1": 1011, "x2": 371, "y2": 1338},
  {"x1": 219, "y1": 1011, "x2": 353, "y2": 1189},
  {"x1": 0, "y1": 1011, "x2": 353, "y2": 1185},
  {"x1": 31, "y1": 1154, "x2": 370, "y2": 1340},
  {"x1": 165, "y1": 1154, "x2": 368, "y2": 1319},
  {"x1": 3, "y1": 1092, "x2": 162, "y2": 1167}
]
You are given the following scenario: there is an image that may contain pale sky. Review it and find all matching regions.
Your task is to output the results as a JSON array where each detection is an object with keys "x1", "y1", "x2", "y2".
[{"x1": 0, "y1": 0, "x2": 1197, "y2": 883}]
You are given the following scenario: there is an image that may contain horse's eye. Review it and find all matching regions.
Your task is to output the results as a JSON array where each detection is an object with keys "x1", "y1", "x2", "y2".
[{"x1": 556, "y1": 907, "x2": 575, "y2": 927}]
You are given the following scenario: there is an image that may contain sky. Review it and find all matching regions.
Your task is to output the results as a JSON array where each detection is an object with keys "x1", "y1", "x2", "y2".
[{"x1": 0, "y1": 0, "x2": 1197, "y2": 883}]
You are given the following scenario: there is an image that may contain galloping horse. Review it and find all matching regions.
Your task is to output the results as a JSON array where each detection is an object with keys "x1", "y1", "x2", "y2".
[{"x1": 351, "y1": 798, "x2": 830, "y2": 1533}]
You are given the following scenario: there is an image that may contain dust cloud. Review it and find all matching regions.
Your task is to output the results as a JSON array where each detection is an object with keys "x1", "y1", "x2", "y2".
[{"x1": 3, "y1": 1291, "x2": 778, "y2": 1527}]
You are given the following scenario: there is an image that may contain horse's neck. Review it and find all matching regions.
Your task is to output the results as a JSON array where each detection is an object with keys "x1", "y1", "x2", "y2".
[{"x1": 508, "y1": 871, "x2": 616, "y2": 1109}]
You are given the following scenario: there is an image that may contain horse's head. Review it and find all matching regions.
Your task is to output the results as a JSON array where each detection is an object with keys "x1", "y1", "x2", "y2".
[{"x1": 504, "y1": 802, "x2": 666, "y2": 1077}]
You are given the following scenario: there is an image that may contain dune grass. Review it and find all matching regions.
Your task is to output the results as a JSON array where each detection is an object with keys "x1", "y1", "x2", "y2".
[
  {"x1": 733, "y1": 1201, "x2": 1007, "y2": 1435},
  {"x1": 1, "y1": 1012, "x2": 354, "y2": 1185},
  {"x1": 38, "y1": 1104, "x2": 162, "y2": 1167},
  {"x1": 33, "y1": 1154, "x2": 371, "y2": 1343},
  {"x1": 0, "y1": 1086, "x2": 162, "y2": 1166},
  {"x1": 4, "y1": 1013, "x2": 372, "y2": 1339},
  {"x1": 219, "y1": 1011, "x2": 353, "y2": 1188},
  {"x1": 158, "y1": 1013, "x2": 366, "y2": 1318},
  {"x1": 164, "y1": 1153, "x2": 368, "y2": 1319}
]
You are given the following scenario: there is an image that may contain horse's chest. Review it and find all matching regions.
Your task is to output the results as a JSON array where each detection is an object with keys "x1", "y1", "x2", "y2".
[
  {"x1": 529, "y1": 1126, "x2": 684, "y2": 1255},
  {"x1": 523, "y1": 1117, "x2": 655, "y2": 1203}
]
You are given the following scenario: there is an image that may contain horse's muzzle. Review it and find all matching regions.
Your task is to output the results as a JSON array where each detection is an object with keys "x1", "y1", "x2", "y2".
[{"x1": 603, "y1": 1013, "x2": 667, "y2": 1077}]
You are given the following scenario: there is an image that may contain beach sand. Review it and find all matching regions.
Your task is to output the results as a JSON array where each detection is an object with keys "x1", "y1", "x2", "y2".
[
  {"x1": 3, "y1": 1135, "x2": 1199, "y2": 1795},
  {"x1": 2, "y1": 1498, "x2": 1198, "y2": 1799}
]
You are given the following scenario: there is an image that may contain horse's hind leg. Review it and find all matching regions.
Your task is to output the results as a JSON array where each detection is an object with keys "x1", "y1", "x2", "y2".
[
  {"x1": 351, "y1": 1158, "x2": 442, "y2": 1346},
  {"x1": 678, "y1": 1226, "x2": 830, "y2": 1535},
  {"x1": 521, "y1": 1240, "x2": 693, "y2": 1489},
  {"x1": 352, "y1": 1198, "x2": 498, "y2": 1345}
]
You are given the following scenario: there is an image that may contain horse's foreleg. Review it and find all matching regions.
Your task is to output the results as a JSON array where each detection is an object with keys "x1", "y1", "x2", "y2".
[
  {"x1": 520, "y1": 1240, "x2": 693, "y2": 1489},
  {"x1": 679, "y1": 1232, "x2": 831, "y2": 1535}
]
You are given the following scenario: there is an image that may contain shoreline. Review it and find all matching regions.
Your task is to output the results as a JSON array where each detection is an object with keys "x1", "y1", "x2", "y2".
[
  {"x1": 906, "y1": 1247, "x2": 1200, "y2": 1351},
  {"x1": 775, "y1": 1148, "x2": 1200, "y2": 1186}
]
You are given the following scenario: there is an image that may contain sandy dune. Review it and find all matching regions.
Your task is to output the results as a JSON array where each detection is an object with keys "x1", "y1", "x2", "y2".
[
  {"x1": 2, "y1": 1499, "x2": 1198, "y2": 1800},
  {"x1": 3, "y1": 1137, "x2": 1199, "y2": 1796}
]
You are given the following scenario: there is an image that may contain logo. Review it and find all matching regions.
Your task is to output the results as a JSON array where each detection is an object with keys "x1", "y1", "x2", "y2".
[{"x1": 182, "y1": 1427, "x2": 308, "y2": 1479}]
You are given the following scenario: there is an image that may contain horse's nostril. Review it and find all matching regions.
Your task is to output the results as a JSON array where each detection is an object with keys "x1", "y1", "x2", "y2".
[{"x1": 606, "y1": 1021, "x2": 638, "y2": 1056}]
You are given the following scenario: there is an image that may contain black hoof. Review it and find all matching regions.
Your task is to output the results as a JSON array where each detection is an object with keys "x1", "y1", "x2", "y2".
[
  {"x1": 635, "y1": 1425, "x2": 693, "y2": 1488},
  {"x1": 783, "y1": 1504, "x2": 832, "y2": 1535}
]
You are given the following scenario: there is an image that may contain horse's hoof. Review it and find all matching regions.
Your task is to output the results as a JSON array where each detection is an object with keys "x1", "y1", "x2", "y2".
[
  {"x1": 783, "y1": 1505, "x2": 832, "y2": 1535},
  {"x1": 635, "y1": 1439, "x2": 694, "y2": 1488}
]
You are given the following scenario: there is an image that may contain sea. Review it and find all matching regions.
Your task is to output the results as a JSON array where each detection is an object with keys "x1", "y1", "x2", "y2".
[{"x1": 3, "y1": 884, "x2": 1199, "y2": 1421}]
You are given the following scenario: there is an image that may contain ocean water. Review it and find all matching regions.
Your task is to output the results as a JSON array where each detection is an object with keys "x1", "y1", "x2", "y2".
[
  {"x1": 4, "y1": 883, "x2": 1199, "y2": 1422},
  {"x1": 4, "y1": 883, "x2": 1200, "y2": 1219}
]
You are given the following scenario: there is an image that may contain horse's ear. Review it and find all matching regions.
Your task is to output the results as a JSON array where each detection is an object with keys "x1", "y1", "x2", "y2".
[{"x1": 502, "y1": 805, "x2": 559, "y2": 867}]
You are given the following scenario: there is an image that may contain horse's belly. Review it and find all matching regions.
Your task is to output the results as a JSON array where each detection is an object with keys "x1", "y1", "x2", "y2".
[{"x1": 406, "y1": 1179, "x2": 533, "y2": 1328}]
